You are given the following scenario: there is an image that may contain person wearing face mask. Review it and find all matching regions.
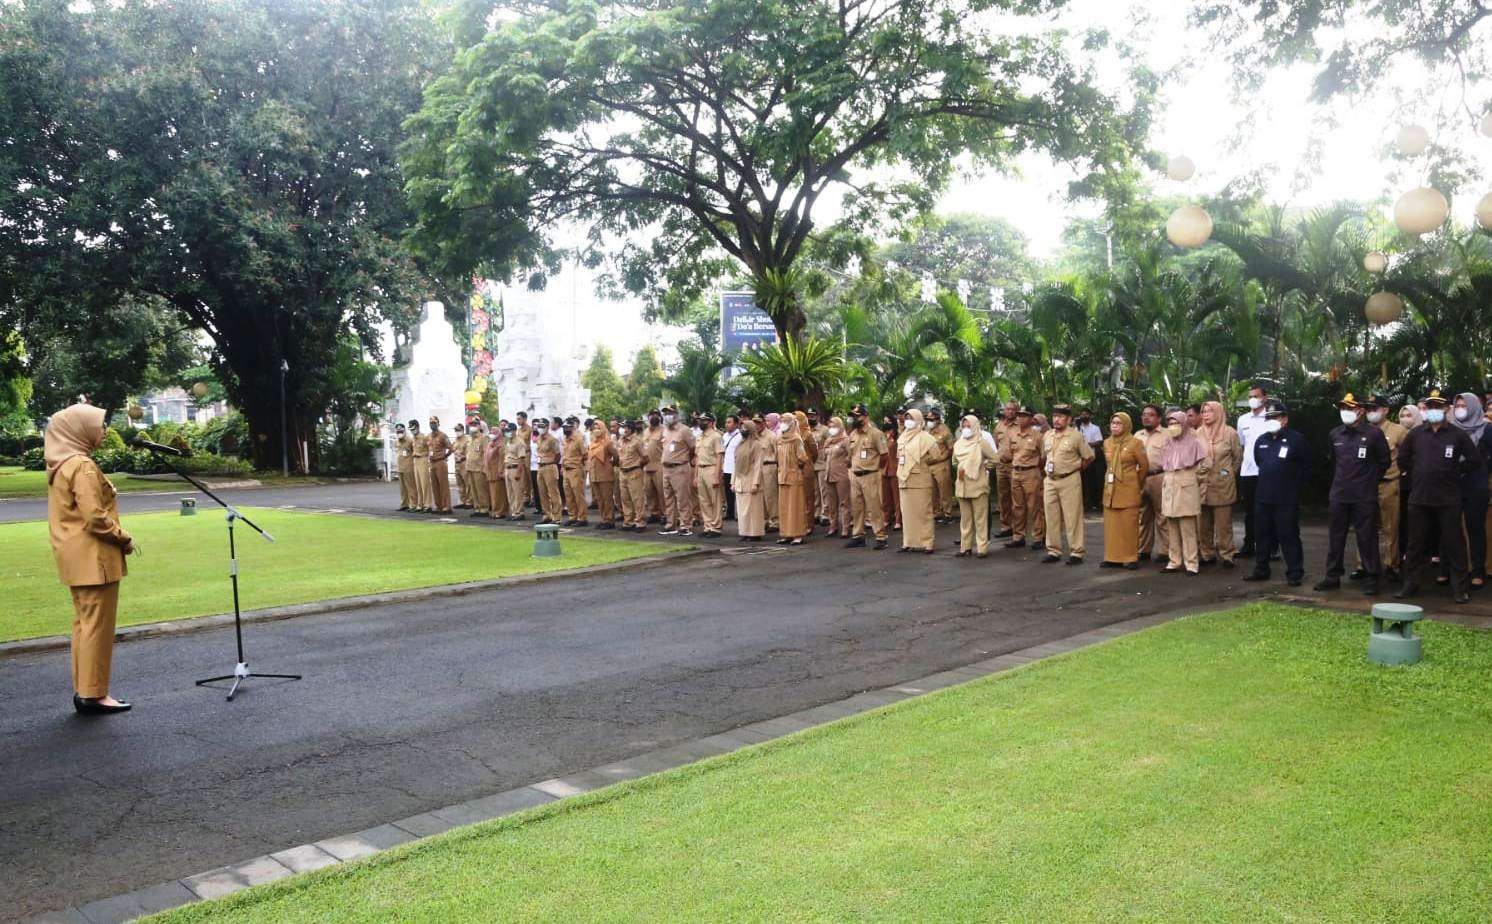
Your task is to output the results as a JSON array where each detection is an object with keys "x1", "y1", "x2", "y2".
[
  {"x1": 1396, "y1": 404, "x2": 1422, "y2": 562},
  {"x1": 484, "y1": 421, "x2": 508, "y2": 518},
  {"x1": 808, "y1": 409, "x2": 831, "y2": 526},
  {"x1": 47, "y1": 403, "x2": 138, "y2": 714},
  {"x1": 732, "y1": 418, "x2": 767, "y2": 541},
  {"x1": 656, "y1": 406, "x2": 697, "y2": 536},
  {"x1": 1133, "y1": 404, "x2": 1170, "y2": 562},
  {"x1": 1315, "y1": 394, "x2": 1391, "y2": 595},
  {"x1": 1076, "y1": 408, "x2": 1105, "y2": 513},
  {"x1": 560, "y1": 417, "x2": 589, "y2": 526},
  {"x1": 532, "y1": 418, "x2": 563, "y2": 524},
  {"x1": 1235, "y1": 384, "x2": 1272, "y2": 557},
  {"x1": 1450, "y1": 392, "x2": 1492, "y2": 590},
  {"x1": 427, "y1": 416, "x2": 455, "y2": 514},
  {"x1": 694, "y1": 412, "x2": 725, "y2": 537},
  {"x1": 793, "y1": 410, "x2": 819, "y2": 532},
  {"x1": 1100, "y1": 412, "x2": 1149, "y2": 570},
  {"x1": 394, "y1": 422, "x2": 413, "y2": 511},
  {"x1": 513, "y1": 412, "x2": 532, "y2": 511},
  {"x1": 408, "y1": 419, "x2": 431, "y2": 512},
  {"x1": 616, "y1": 420, "x2": 648, "y2": 531},
  {"x1": 1196, "y1": 400, "x2": 1243, "y2": 568},
  {"x1": 1397, "y1": 391, "x2": 1480, "y2": 603},
  {"x1": 821, "y1": 415, "x2": 852, "y2": 538},
  {"x1": 1041, "y1": 404, "x2": 1095, "y2": 565},
  {"x1": 992, "y1": 401, "x2": 1020, "y2": 538},
  {"x1": 585, "y1": 420, "x2": 619, "y2": 529},
  {"x1": 761, "y1": 413, "x2": 781, "y2": 533},
  {"x1": 463, "y1": 420, "x2": 490, "y2": 517},
  {"x1": 775, "y1": 412, "x2": 811, "y2": 545},
  {"x1": 1243, "y1": 401, "x2": 1310, "y2": 586},
  {"x1": 642, "y1": 410, "x2": 666, "y2": 524},
  {"x1": 1000, "y1": 407, "x2": 1043, "y2": 548},
  {"x1": 451, "y1": 422, "x2": 471, "y2": 509},
  {"x1": 1029, "y1": 414, "x2": 1049, "y2": 548},
  {"x1": 952, "y1": 414, "x2": 999, "y2": 557},
  {"x1": 925, "y1": 409, "x2": 956, "y2": 525},
  {"x1": 896, "y1": 407, "x2": 939, "y2": 553},
  {"x1": 881, "y1": 416, "x2": 901, "y2": 532},
  {"x1": 845, "y1": 404, "x2": 889, "y2": 549},
  {"x1": 1158, "y1": 409, "x2": 1207, "y2": 575},
  {"x1": 1352, "y1": 395, "x2": 1408, "y2": 581},
  {"x1": 721, "y1": 415, "x2": 742, "y2": 522},
  {"x1": 502, "y1": 421, "x2": 529, "y2": 520}
]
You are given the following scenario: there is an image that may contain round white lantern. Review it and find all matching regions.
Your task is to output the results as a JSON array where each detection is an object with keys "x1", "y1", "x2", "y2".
[
  {"x1": 1166, "y1": 155, "x2": 1196, "y2": 182},
  {"x1": 1476, "y1": 192, "x2": 1492, "y2": 230},
  {"x1": 1165, "y1": 205, "x2": 1213, "y2": 248},
  {"x1": 1393, "y1": 187, "x2": 1449, "y2": 235},
  {"x1": 191, "y1": 382, "x2": 209, "y2": 398},
  {"x1": 1363, "y1": 251, "x2": 1388, "y2": 274},
  {"x1": 1365, "y1": 291, "x2": 1404, "y2": 326},
  {"x1": 126, "y1": 404, "x2": 144, "y2": 421},
  {"x1": 1396, "y1": 124, "x2": 1430, "y2": 156},
  {"x1": 1481, "y1": 112, "x2": 1492, "y2": 138}
]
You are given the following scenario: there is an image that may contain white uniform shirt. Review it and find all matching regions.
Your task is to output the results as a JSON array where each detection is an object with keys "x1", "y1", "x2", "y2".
[
  {"x1": 721, "y1": 429, "x2": 742, "y2": 475},
  {"x1": 1078, "y1": 421, "x2": 1103, "y2": 446},
  {"x1": 1237, "y1": 409, "x2": 1270, "y2": 477}
]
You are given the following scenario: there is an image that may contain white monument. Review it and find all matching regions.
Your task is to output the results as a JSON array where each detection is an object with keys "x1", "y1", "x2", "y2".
[
  {"x1": 490, "y1": 263, "x2": 592, "y2": 419},
  {"x1": 383, "y1": 301, "x2": 467, "y2": 478}
]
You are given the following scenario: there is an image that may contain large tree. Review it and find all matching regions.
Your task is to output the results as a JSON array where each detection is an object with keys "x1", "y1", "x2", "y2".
[
  {"x1": 0, "y1": 0, "x2": 441, "y2": 467},
  {"x1": 403, "y1": 0, "x2": 1153, "y2": 344}
]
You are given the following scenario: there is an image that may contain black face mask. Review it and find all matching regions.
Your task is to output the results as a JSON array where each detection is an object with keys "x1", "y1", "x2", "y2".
[{"x1": 649, "y1": 417, "x2": 661, "y2": 426}]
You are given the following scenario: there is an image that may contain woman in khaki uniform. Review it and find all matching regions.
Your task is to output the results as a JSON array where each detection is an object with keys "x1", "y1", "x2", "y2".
[
  {"x1": 881, "y1": 419, "x2": 901, "y2": 530},
  {"x1": 46, "y1": 404, "x2": 136, "y2": 715},
  {"x1": 775, "y1": 413, "x2": 811, "y2": 544},
  {"x1": 822, "y1": 416, "x2": 852, "y2": 537},
  {"x1": 761, "y1": 413, "x2": 781, "y2": 532},
  {"x1": 1159, "y1": 409, "x2": 1208, "y2": 575},
  {"x1": 1196, "y1": 400, "x2": 1242, "y2": 567},
  {"x1": 793, "y1": 411, "x2": 818, "y2": 534},
  {"x1": 1100, "y1": 412, "x2": 1149, "y2": 569},
  {"x1": 952, "y1": 414, "x2": 998, "y2": 557},
  {"x1": 733, "y1": 419, "x2": 766, "y2": 541},
  {"x1": 586, "y1": 421, "x2": 619, "y2": 529},
  {"x1": 897, "y1": 408, "x2": 939, "y2": 553}
]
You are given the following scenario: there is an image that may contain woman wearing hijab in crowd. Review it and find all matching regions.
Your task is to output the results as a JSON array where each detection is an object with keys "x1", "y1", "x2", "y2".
[
  {"x1": 794, "y1": 410, "x2": 818, "y2": 532},
  {"x1": 761, "y1": 412, "x2": 781, "y2": 532},
  {"x1": 952, "y1": 414, "x2": 999, "y2": 557},
  {"x1": 1196, "y1": 400, "x2": 1243, "y2": 568},
  {"x1": 881, "y1": 416, "x2": 901, "y2": 530},
  {"x1": 822, "y1": 416, "x2": 852, "y2": 537},
  {"x1": 775, "y1": 413, "x2": 811, "y2": 544},
  {"x1": 897, "y1": 408, "x2": 939, "y2": 552},
  {"x1": 733, "y1": 418, "x2": 766, "y2": 541},
  {"x1": 1397, "y1": 404, "x2": 1422, "y2": 561},
  {"x1": 1451, "y1": 392, "x2": 1492, "y2": 588},
  {"x1": 46, "y1": 404, "x2": 137, "y2": 715},
  {"x1": 586, "y1": 421, "x2": 619, "y2": 529},
  {"x1": 1100, "y1": 412, "x2": 1150, "y2": 569},
  {"x1": 1159, "y1": 409, "x2": 1208, "y2": 574}
]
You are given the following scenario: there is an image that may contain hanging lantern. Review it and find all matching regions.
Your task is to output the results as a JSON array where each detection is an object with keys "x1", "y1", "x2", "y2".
[
  {"x1": 1363, "y1": 251, "x2": 1388, "y2": 274},
  {"x1": 191, "y1": 382, "x2": 209, "y2": 398},
  {"x1": 127, "y1": 404, "x2": 144, "y2": 421},
  {"x1": 1165, "y1": 205, "x2": 1213, "y2": 248},
  {"x1": 1393, "y1": 187, "x2": 1449, "y2": 235},
  {"x1": 1475, "y1": 192, "x2": 1492, "y2": 230},
  {"x1": 1365, "y1": 291, "x2": 1404, "y2": 326},
  {"x1": 1481, "y1": 113, "x2": 1492, "y2": 137},
  {"x1": 1166, "y1": 155, "x2": 1196, "y2": 182},
  {"x1": 463, "y1": 389, "x2": 481, "y2": 406},
  {"x1": 1396, "y1": 124, "x2": 1430, "y2": 156}
]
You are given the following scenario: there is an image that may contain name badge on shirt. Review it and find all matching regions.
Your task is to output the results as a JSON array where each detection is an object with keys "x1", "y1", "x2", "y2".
[
  {"x1": 1278, "y1": 446, "x2": 1289, "y2": 459},
  {"x1": 898, "y1": 454, "x2": 906, "y2": 466},
  {"x1": 860, "y1": 450, "x2": 869, "y2": 460},
  {"x1": 1357, "y1": 447, "x2": 1367, "y2": 459},
  {"x1": 1105, "y1": 472, "x2": 1114, "y2": 483},
  {"x1": 669, "y1": 442, "x2": 677, "y2": 452},
  {"x1": 1446, "y1": 446, "x2": 1455, "y2": 459},
  {"x1": 1045, "y1": 460, "x2": 1055, "y2": 474}
]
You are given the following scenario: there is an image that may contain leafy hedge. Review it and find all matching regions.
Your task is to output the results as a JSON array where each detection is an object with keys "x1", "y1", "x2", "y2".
[{"x1": 20, "y1": 445, "x2": 252, "y2": 477}]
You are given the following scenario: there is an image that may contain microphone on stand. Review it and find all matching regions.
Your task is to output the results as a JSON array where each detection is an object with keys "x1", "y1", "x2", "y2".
[{"x1": 128, "y1": 434, "x2": 193, "y2": 457}]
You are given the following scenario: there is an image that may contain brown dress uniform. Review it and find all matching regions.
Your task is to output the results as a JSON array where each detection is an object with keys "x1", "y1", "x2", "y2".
[
  {"x1": 927, "y1": 420, "x2": 955, "y2": 519},
  {"x1": 617, "y1": 432, "x2": 648, "y2": 528},
  {"x1": 451, "y1": 431, "x2": 471, "y2": 507},
  {"x1": 660, "y1": 423, "x2": 696, "y2": 530},
  {"x1": 953, "y1": 425, "x2": 999, "y2": 555},
  {"x1": 562, "y1": 431, "x2": 589, "y2": 523},
  {"x1": 1368, "y1": 416, "x2": 1408, "y2": 573},
  {"x1": 1161, "y1": 424, "x2": 1207, "y2": 573},
  {"x1": 881, "y1": 431, "x2": 900, "y2": 527},
  {"x1": 761, "y1": 426, "x2": 781, "y2": 530},
  {"x1": 1135, "y1": 425, "x2": 1170, "y2": 558},
  {"x1": 505, "y1": 429, "x2": 532, "y2": 519},
  {"x1": 992, "y1": 417, "x2": 1020, "y2": 533},
  {"x1": 587, "y1": 429, "x2": 619, "y2": 524},
  {"x1": 1198, "y1": 423, "x2": 1242, "y2": 564},
  {"x1": 484, "y1": 433, "x2": 507, "y2": 517},
  {"x1": 695, "y1": 428, "x2": 724, "y2": 533},
  {"x1": 46, "y1": 405, "x2": 133, "y2": 699},
  {"x1": 396, "y1": 432, "x2": 414, "y2": 509},
  {"x1": 733, "y1": 429, "x2": 766, "y2": 538},
  {"x1": 465, "y1": 431, "x2": 491, "y2": 513},
  {"x1": 849, "y1": 423, "x2": 888, "y2": 541},
  {"x1": 775, "y1": 422, "x2": 811, "y2": 540},
  {"x1": 411, "y1": 431, "x2": 432, "y2": 511},
  {"x1": 1101, "y1": 414, "x2": 1149, "y2": 565},
  {"x1": 642, "y1": 423, "x2": 665, "y2": 521},
  {"x1": 812, "y1": 423, "x2": 830, "y2": 522},
  {"x1": 1001, "y1": 423, "x2": 1044, "y2": 544},
  {"x1": 897, "y1": 411, "x2": 939, "y2": 550},
  {"x1": 535, "y1": 431, "x2": 563, "y2": 522},
  {"x1": 1042, "y1": 425, "x2": 1094, "y2": 559},
  {"x1": 428, "y1": 426, "x2": 453, "y2": 513},
  {"x1": 822, "y1": 426, "x2": 852, "y2": 535}
]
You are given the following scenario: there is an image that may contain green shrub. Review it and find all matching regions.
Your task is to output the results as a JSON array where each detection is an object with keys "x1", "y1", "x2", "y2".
[
  {"x1": 101, "y1": 427, "x2": 128, "y2": 451},
  {"x1": 21, "y1": 447, "x2": 44, "y2": 471},
  {"x1": 316, "y1": 427, "x2": 377, "y2": 476}
]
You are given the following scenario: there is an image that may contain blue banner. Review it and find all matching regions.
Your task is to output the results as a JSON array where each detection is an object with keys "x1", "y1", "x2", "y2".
[{"x1": 720, "y1": 291, "x2": 778, "y2": 356}]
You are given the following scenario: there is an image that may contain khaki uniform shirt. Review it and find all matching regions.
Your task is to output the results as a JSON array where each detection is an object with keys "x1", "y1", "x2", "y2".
[
  {"x1": 562, "y1": 433, "x2": 587, "y2": 471},
  {"x1": 48, "y1": 455, "x2": 132, "y2": 587},
  {"x1": 992, "y1": 418, "x2": 1020, "y2": 464},
  {"x1": 536, "y1": 433, "x2": 561, "y2": 466},
  {"x1": 849, "y1": 425, "x2": 887, "y2": 474},
  {"x1": 1198, "y1": 426, "x2": 1242, "y2": 505},
  {"x1": 412, "y1": 433, "x2": 429, "y2": 461},
  {"x1": 1135, "y1": 426, "x2": 1170, "y2": 475},
  {"x1": 661, "y1": 425, "x2": 695, "y2": 466},
  {"x1": 696, "y1": 429, "x2": 723, "y2": 485},
  {"x1": 505, "y1": 432, "x2": 531, "y2": 468},
  {"x1": 811, "y1": 425, "x2": 830, "y2": 472},
  {"x1": 428, "y1": 430, "x2": 451, "y2": 463},
  {"x1": 465, "y1": 434, "x2": 488, "y2": 473},
  {"x1": 642, "y1": 426, "x2": 664, "y2": 472},
  {"x1": 396, "y1": 434, "x2": 414, "y2": 473},
  {"x1": 618, "y1": 434, "x2": 645, "y2": 470},
  {"x1": 1042, "y1": 427, "x2": 1093, "y2": 478},
  {"x1": 1378, "y1": 418, "x2": 1408, "y2": 481},
  {"x1": 452, "y1": 433, "x2": 470, "y2": 467},
  {"x1": 1002, "y1": 427, "x2": 1044, "y2": 468},
  {"x1": 927, "y1": 424, "x2": 954, "y2": 464},
  {"x1": 824, "y1": 436, "x2": 850, "y2": 482}
]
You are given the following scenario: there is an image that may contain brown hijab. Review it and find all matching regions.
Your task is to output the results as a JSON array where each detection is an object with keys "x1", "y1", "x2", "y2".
[
  {"x1": 1198, "y1": 400, "x2": 1227, "y2": 458},
  {"x1": 44, "y1": 404, "x2": 107, "y2": 483}
]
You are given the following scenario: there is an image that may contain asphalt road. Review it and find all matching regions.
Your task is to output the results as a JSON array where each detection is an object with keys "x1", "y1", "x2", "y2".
[{"x1": 4, "y1": 483, "x2": 1488, "y2": 920}]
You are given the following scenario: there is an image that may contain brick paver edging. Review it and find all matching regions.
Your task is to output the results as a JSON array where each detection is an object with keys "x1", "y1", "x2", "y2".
[{"x1": 33, "y1": 605, "x2": 1222, "y2": 924}]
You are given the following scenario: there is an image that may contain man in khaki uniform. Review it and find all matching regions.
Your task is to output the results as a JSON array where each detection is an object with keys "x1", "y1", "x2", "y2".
[
  {"x1": 394, "y1": 423, "x2": 413, "y2": 510},
  {"x1": 991, "y1": 401, "x2": 1020, "y2": 537},
  {"x1": 760, "y1": 414, "x2": 781, "y2": 532},
  {"x1": 513, "y1": 412, "x2": 532, "y2": 511},
  {"x1": 1359, "y1": 394, "x2": 1408, "y2": 581},
  {"x1": 695, "y1": 412, "x2": 725, "y2": 536},
  {"x1": 1134, "y1": 404, "x2": 1170, "y2": 560},
  {"x1": 809, "y1": 409, "x2": 830, "y2": 524},
  {"x1": 617, "y1": 419, "x2": 649, "y2": 531},
  {"x1": 845, "y1": 402, "x2": 888, "y2": 549},
  {"x1": 1041, "y1": 403, "x2": 1094, "y2": 564},
  {"x1": 926, "y1": 408, "x2": 955, "y2": 523},
  {"x1": 409, "y1": 419, "x2": 432, "y2": 512},
  {"x1": 642, "y1": 410, "x2": 665, "y2": 523},
  {"x1": 464, "y1": 420, "x2": 490, "y2": 516},
  {"x1": 1000, "y1": 408, "x2": 1044, "y2": 547},
  {"x1": 504, "y1": 420, "x2": 531, "y2": 520},
  {"x1": 427, "y1": 416, "x2": 454, "y2": 514},
  {"x1": 658, "y1": 405, "x2": 696, "y2": 535},
  {"x1": 451, "y1": 423, "x2": 471, "y2": 509},
  {"x1": 561, "y1": 417, "x2": 589, "y2": 526},
  {"x1": 533, "y1": 417, "x2": 563, "y2": 524},
  {"x1": 482, "y1": 422, "x2": 507, "y2": 518}
]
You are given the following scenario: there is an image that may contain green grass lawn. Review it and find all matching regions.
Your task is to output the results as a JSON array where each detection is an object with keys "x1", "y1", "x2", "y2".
[
  {"x1": 0, "y1": 509, "x2": 663, "y2": 642},
  {"x1": 0, "y1": 466, "x2": 169, "y2": 499},
  {"x1": 151, "y1": 605, "x2": 1492, "y2": 923}
]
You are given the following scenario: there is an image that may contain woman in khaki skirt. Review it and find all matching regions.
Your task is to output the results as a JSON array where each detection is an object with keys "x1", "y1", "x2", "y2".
[
  {"x1": 1196, "y1": 400, "x2": 1242, "y2": 567},
  {"x1": 46, "y1": 404, "x2": 136, "y2": 715},
  {"x1": 1100, "y1": 412, "x2": 1149, "y2": 569},
  {"x1": 897, "y1": 408, "x2": 939, "y2": 553},
  {"x1": 1159, "y1": 409, "x2": 1207, "y2": 575},
  {"x1": 775, "y1": 413, "x2": 811, "y2": 544}
]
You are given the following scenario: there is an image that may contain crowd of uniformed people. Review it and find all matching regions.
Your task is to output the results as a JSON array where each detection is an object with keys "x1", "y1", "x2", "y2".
[{"x1": 393, "y1": 384, "x2": 1492, "y2": 603}]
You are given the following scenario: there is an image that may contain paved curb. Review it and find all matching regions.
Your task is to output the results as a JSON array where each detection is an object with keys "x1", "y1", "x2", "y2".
[
  {"x1": 0, "y1": 547, "x2": 711, "y2": 659},
  {"x1": 35, "y1": 604, "x2": 1223, "y2": 924}
]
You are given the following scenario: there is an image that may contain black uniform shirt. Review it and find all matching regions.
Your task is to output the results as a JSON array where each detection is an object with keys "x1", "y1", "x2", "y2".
[
  {"x1": 1400, "y1": 424, "x2": 1479, "y2": 507},
  {"x1": 1327, "y1": 421, "x2": 1390, "y2": 504},
  {"x1": 1253, "y1": 428, "x2": 1311, "y2": 506}
]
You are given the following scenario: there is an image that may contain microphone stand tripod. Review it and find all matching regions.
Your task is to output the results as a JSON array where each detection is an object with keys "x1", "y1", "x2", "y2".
[{"x1": 139, "y1": 445, "x2": 301, "y2": 700}]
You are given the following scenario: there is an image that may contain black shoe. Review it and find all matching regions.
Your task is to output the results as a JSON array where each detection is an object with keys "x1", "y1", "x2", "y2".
[
  {"x1": 923, "y1": 547, "x2": 936, "y2": 554},
  {"x1": 73, "y1": 695, "x2": 131, "y2": 715},
  {"x1": 397, "y1": 506, "x2": 409, "y2": 511},
  {"x1": 1239, "y1": 544, "x2": 1255, "y2": 557},
  {"x1": 897, "y1": 546, "x2": 912, "y2": 553},
  {"x1": 510, "y1": 515, "x2": 527, "y2": 522},
  {"x1": 844, "y1": 536, "x2": 866, "y2": 548},
  {"x1": 873, "y1": 539, "x2": 888, "y2": 550},
  {"x1": 1199, "y1": 558, "x2": 1216, "y2": 567},
  {"x1": 1394, "y1": 582, "x2": 1419, "y2": 599},
  {"x1": 956, "y1": 550, "x2": 972, "y2": 558},
  {"x1": 1456, "y1": 591, "x2": 1471, "y2": 604},
  {"x1": 1348, "y1": 568, "x2": 1368, "y2": 580},
  {"x1": 1242, "y1": 571, "x2": 1269, "y2": 582},
  {"x1": 701, "y1": 530, "x2": 719, "y2": 538},
  {"x1": 469, "y1": 512, "x2": 484, "y2": 518},
  {"x1": 1004, "y1": 539, "x2": 1026, "y2": 549},
  {"x1": 1363, "y1": 581, "x2": 1379, "y2": 597},
  {"x1": 1041, "y1": 555, "x2": 1062, "y2": 564},
  {"x1": 1123, "y1": 562, "x2": 1139, "y2": 571},
  {"x1": 1136, "y1": 552, "x2": 1150, "y2": 562},
  {"x1": 679, "y1": 528, "x2": 694, "y2": 537},
  {"x1": 1220, "y1": 559, "x2": 1235, "y2": 570},
  {"x1": 598, "y1": 523, "x2": 615, "y2": 531},
  {"x1": 994, "y1": 529, "x2": 1014, "y2": 539},
  {"x1": 648, "y1": 515, "x2": 661, "y2": 524},
  {"x1": 1287, "y1": 578, "x2": 1302, "y2": 587},
  {"x1": 1098, "y1": 561, "x2": 1115, "y2": 569},
  {"x1": 1313, "y1": 579, "x2": 1340, "y2": 591},
  {"x1": 1066, "y1": 556, "x2": 1082, "y2": 566},
  {"x1": 1384, "y1": 568, "x2": 1401, "y2": 582}
]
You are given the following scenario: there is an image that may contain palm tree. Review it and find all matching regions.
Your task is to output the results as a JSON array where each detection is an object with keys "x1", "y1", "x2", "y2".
[
  {"x1": 661, "y1": 344, "x2": 731, "y2": 416},
  {"x1": 738, "y1": 336, "x2": 846, "y2": 411}
]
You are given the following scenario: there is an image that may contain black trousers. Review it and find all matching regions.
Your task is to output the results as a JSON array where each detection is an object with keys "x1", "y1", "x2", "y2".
[
  {"x1": 1325, "y1": 500, "x2": 1379, "y2": 579},
  {"x1": 1082, "y1": 453, "x2": 1104, "y2": 510},
  {"x1": 1253, "y1": 501, "x2": 1304, "y2": 581},
  {"x1": 1239, "y1": 476, "x2": 1259, "y2": 551},
  {"x1": 1405, "y1": 503, "x2": 1468, "y2": 594},
  {"x1": 724, "y1": 473, "x2": 736, "y2": 520},
  {"x1": 1464, "y1": 494, "x2": 1489, "y2": 579}
]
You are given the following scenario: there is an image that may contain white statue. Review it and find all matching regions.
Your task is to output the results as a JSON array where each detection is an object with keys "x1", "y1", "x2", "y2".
[{"x1": 386, "y1": 301, "x2": 467, "y2": 482}]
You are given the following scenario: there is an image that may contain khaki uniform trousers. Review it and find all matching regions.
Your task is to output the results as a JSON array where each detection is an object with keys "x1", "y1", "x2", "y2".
[
  {"x1": 593, "y1": 478, "x2": 616, "y2": 522},
  {"x1": 468, "y1": 471, "x2": 490, "y2": 513},
  {"x1": 1366, "y1": 479, "x2": 1401, "y2": 570},
  {"x1": 505, "y1": 466, "x2": 529, "y2": 517},
  {"x1": 958, "y1": 493, "x2": 991, "y2": 554},
  {"x1": 621, "y1": 469, "x2": 647, "y2": 526},
  {"x1": 398, "y1": 468, "x2": 412, "y2": 508},
  {"x1": 1140, "y1": 473, "x2": 1167, "y2": 557},
  {"x1": 995, "y1": 462, "x2": 1014, "y2": 532},
  {"x1": 563, "y1": 467, "x2": 588, "y2": 522},
  {"x1": 612, "y1": 479, "x2": 623, "y2": 520},
  {"x1": 1044, "y1": 471, "x2": 1086, "y2": 558},
  {"x1": 849, "y1": 471, "x2": 886, "y2": 540},
  {"x1": 816, "y1": 468, "x2": 830, "y2": 520},
  {"x1": 71, "y1": 582, "x2": 120, "y2": 698},
  {"x1": 899, "y1": 486, "x2": 935, "y2": 549},
  {"x1": 662, "y1": 464, "x2": 692, "y2": 529},
  {"x1": 645, "y1": 469, "x2": 665, "y2": 519},
  {"x1": 1199, "y1": 503, "x2": 1235, "y2": 563},
  {"x1": 454, "y1": 469, "x2": 468, "y2": 507},
  {"x1": 1010, "y1": 467, "x2": 1042, "y2": 542},
  {"x1": 825, "y1": 478, "x2": 851, "y2": 534},
  {"x1": 430, "y1": 461, "x2": 451, "y2": 512},
  {"x1": 697, "y1": 477, "x2": 723, "y2": 532},
  {"x1": 537, "y1": 464, "x2": 562, "y2": 521},
  {"x1": 763, "y1": 465, "x2": 780, "y2": 529},
  {"x1": 1164, "y1": 516, "x2": 1200, "y2": 572},
  {"x1": 931, "y1": 461, "x2": 954, "y2": 519},
  {"x1": 487, "y1": 475, "x2": 506, "y2": 518},
  {"x1": 412, "y1": 464, "x2": 432, "y2": 511}
]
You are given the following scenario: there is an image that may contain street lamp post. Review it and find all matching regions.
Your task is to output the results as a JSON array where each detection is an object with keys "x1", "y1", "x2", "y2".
[{"x1": 279, "y1": 359, "x2": 289, "y2": 479}]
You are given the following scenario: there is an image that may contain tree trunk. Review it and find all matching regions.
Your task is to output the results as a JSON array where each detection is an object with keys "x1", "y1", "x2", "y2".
[{"x1": 238, "y1": 389, "x2": 315, "y2": 473}]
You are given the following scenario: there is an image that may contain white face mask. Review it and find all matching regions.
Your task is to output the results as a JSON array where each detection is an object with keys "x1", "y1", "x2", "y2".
[
  {"x1": 904, "y1": 420, "x2": 918, "y2": 430},
  {"x1": 960, "y1": 427, "x2": 973, "y2": 439},
  {"x1": 1367, "y1": 410, "x2": 1385, "y2": 424},
  {"x1": 778, "y1": 423, "x2": 789, "y2": 434},
  {"x1": 1167, "y1": 424, "x2": 1182, "y2": 436},
  {"x1": 828, "y1": 427, "x2": 840, "y2": 437},
  {"x1": 1264, "y1": 419, "x2": 1282, "y2": 433},
  {"x1": 663, "y1": 414, "x2": 676, "y2": 425},
  {"x1": 1248, "y1": 397, "x2": 1263, "y2": 411},
  {"x1": 1426, "y1": 409, "x2": 1446, "y2": 424},
  {"x1": 1455, "y1": 407, "x2": 1471, "y2": 421},
  {"x1": 1339, "y1": 410, "x2": 1359, "y2": 426}
]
